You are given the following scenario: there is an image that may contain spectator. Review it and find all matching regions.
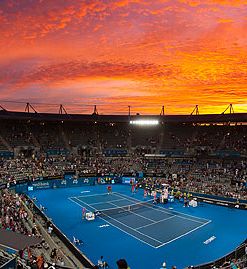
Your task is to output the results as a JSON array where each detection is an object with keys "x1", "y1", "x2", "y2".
[
  {"x1": 47, "y1": 224, "x2": 53, "y2": 235},
  {"x1": 36, "y1": 254, "x2": 44, "y2": 269},
  {"x1": 50, "y1": 248, "x2": 57, "y2": 262},
  {"x1": 116, "y1": 258, "x2": 130, "y2": 269}
]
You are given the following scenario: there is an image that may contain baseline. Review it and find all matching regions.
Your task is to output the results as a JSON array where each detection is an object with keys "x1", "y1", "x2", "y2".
[{"x1": 155, "y1": 219, "x2": 212, "y2": 249}]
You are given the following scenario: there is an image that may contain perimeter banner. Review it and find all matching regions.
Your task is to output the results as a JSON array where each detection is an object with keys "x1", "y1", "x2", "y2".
[{"x1": 15, "y1": 177, "x2": 96, "y2": 192}]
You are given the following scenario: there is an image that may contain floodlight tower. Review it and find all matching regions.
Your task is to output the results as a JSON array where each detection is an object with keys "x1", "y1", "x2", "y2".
[
  {"x1": 191, "y1": 105, "x2": 199, "y2": 115},
  {"x1": 25, "y1": 103, "x2": 37, "y2": 113},
  {"x1": 160, "y1": 106, "x2": 165, "y2": 116},
  {"x1": 221, "y1": 104, "x2": 234, "y2": 114},
  {"x1": 59, "y1": 104, "x2": 67, "y2": 114},
  {"x1": 92, "y1": 105, "x2": 98, "y2": 115},
  {"x1": 0, "y1": 105, "x2": 6, "y2": 111}
]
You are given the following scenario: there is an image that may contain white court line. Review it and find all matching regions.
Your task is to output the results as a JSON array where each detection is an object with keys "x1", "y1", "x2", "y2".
[
  {"x1": 68, "y1": 197, "x2": 159, "y2": 248},
  {"x1": 71, "y1": 196, "x2": 153, "y2": 213},
  {"x1": 114, "y1": 192, "x2": 211, "y2": 224},
  {"x1": 107, "y1": 202, "x2": 156, "y2": 223},
  {"x1": 72, "y1": 197, "x2": 163, "y2": 244},
  {"x1": 69, "y1": 192, "x2": 120, "y2": 199},
  {"x1": 116, "y1": 192, "x2": 211, "y2": 222},
  {"x1": 72, "y1": 192, "x2": 209, "y2": 224},
  {"x1": 136, "y1": 215, "x2": 176, "y2": 230},
  {"x1": 155, "y1": 220, "x2": 212, "y2": 249},
  {"x1": 68, "y1": 196, "x2": 212, "y2": 249},
  {"x1": 90, "y1": 198, "x2": 126, "y2": 206}
]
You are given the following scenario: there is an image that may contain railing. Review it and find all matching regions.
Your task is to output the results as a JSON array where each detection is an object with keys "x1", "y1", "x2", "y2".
[
  {"x1": 0, "y1": 257, "x2": 16, "y2": 269},
  {"x1": 193, "y1": 240, "x2": 247, "y2": 269}
]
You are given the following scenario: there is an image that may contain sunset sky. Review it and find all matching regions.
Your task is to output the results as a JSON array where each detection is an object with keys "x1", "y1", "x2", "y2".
[{"x1": 0, "y1": 0, "x2": 247, "y2": 115}]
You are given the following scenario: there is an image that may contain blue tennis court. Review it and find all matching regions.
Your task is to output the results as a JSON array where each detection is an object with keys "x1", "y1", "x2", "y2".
[
  {"x1": 30, "y1": 184, "x2": 247, "y2": 269},
  {"x1": 69, "y1": 192, "x2": 211, "y2": 248}
]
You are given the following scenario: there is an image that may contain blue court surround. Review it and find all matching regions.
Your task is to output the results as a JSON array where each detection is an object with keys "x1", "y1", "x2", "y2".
[{"x1": 30, "y1": 184, "x2": 247, "y2": 269}]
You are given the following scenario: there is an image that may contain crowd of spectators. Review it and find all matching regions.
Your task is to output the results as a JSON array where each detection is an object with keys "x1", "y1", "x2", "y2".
[
  {"x1": 0, "y1": 155, "x2": 143, "y2": 184},
  {"x1": 0, "y1": 154, "x2": 246, "y2": 200},
  {"x1": 0, "y1": 189, "x2": 69, "y2": 269},
  {"x1": 0, "y1": 190, "x2": 38, "y2": 238},
  {"x1": 143, "y1": 158, "x2": 247, "y2": 200}
]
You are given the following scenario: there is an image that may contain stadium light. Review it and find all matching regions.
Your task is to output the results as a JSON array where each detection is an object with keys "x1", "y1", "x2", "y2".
[{"x1": 129, "y1": 119, "x2": 159, "y2": 126}]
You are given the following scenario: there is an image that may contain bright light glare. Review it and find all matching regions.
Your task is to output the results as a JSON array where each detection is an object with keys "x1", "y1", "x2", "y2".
[{"x1": 130, "y1": 119, "x2": 159, "y2": 126}]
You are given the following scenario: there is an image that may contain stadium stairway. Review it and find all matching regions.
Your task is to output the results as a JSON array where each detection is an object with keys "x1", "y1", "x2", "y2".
[
  {"x1": 0, "y1": 134, "x2": 12, "y2": 151},
  {"x1": 21, "y1": 199, "x2": 85, "y2": 268}
]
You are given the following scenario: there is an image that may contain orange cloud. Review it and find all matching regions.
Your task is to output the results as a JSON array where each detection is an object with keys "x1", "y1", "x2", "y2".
[
  {"x1": 179, "y1": 0, "x2": 247, "y2": 6},
  {"x1": 217, "y1": 18, "x2": 234, "y2": 23},
  {"x1": 0, "y1": 0, "x2": 247, "y2": 114}
]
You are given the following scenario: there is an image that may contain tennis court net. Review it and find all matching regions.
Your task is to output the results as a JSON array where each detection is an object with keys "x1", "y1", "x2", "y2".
[{"x1": 98, "y1": 199, "x2": 154, "y2": 217}]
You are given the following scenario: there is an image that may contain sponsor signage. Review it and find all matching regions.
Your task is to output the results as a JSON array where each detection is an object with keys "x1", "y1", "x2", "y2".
[
  {"x1": 79, "y1": 173, "x2": 97, "y2": 177},
  {"x1": 204, "y1": 236, "x2": 216, "y2": 244},
  {"x1": 122, "y1": 177, "x2": 136, "y2": 184},
  {"x1": 46, "y1": 175, "x2": 61, "y2": 180},
  {"x1": 32, "y1": 181, "x2": 51, "y2": 189}
]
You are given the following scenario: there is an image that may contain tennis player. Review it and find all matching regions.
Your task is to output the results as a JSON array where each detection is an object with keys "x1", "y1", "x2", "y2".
[
  {"x1": 107, "y1": 185, "x2": 112, "y2": 195},
  {"x1": 143, "y1": 189, "x2": 147, "y2": 200},
  {"x1": 82, "y1": 207, "x2": 86, "y2": 219},
  {"x1": 135, "y1": 182, "x2": 138, "y2": 193},
  {"x1": 131, "y1": 184, "x2": 135, "y2": 195},
  {"x1": 153, "y1": 190, "x2": 157, "y2": 204}
]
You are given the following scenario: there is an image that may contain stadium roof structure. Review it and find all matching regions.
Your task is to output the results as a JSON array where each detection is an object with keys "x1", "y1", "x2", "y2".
[
  {"x1": 0, "y1": 109, "x2": 247, "y2": 124},
  {"x1": 0, "y1": 229, "x2": 42, "y2": 251}
]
